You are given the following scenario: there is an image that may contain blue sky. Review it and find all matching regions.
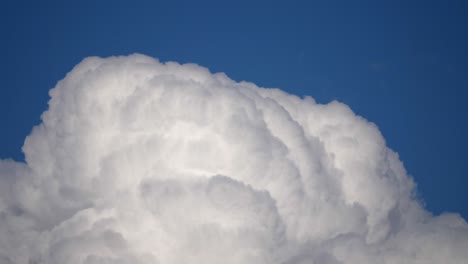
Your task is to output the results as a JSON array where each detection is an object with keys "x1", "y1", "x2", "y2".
[{"x1": 1, "y1": 0, "x2": 467, "y2": 219}]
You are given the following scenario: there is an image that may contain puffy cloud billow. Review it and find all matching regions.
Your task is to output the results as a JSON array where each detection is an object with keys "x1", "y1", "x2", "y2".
[{"x1": 1, "y1": 54, "x2": 467, "y2": 263}]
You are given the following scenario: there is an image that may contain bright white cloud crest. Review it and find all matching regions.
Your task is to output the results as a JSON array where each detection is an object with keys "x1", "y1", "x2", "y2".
[{"x1": 1, "y1": 54, "x2": 467, "y2": 263}]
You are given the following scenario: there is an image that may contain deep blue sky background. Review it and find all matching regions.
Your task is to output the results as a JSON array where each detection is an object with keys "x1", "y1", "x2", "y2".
[{"x1": 1, "y1": 0, "x2": 467, "y2": 218}]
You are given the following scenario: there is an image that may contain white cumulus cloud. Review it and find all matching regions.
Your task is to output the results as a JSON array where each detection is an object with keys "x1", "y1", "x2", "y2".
[{"x1": 1, "y1": 54, "x2": 467, "y2": 263}]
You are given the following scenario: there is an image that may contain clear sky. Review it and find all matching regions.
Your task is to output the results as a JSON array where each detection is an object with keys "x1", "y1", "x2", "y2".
[{"x1": 1, "y1": 0, "x2": 467, "y2": 219}]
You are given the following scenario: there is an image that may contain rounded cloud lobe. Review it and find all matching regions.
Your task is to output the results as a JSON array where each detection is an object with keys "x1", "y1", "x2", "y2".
[{"x1": 1, "y1": 54, "x2": 467, "y2": 263}]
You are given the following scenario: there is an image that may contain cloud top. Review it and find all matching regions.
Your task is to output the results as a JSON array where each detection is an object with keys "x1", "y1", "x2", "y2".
[{"x1": 1, "y1": 54, "x2": 467, "y2": 263}]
